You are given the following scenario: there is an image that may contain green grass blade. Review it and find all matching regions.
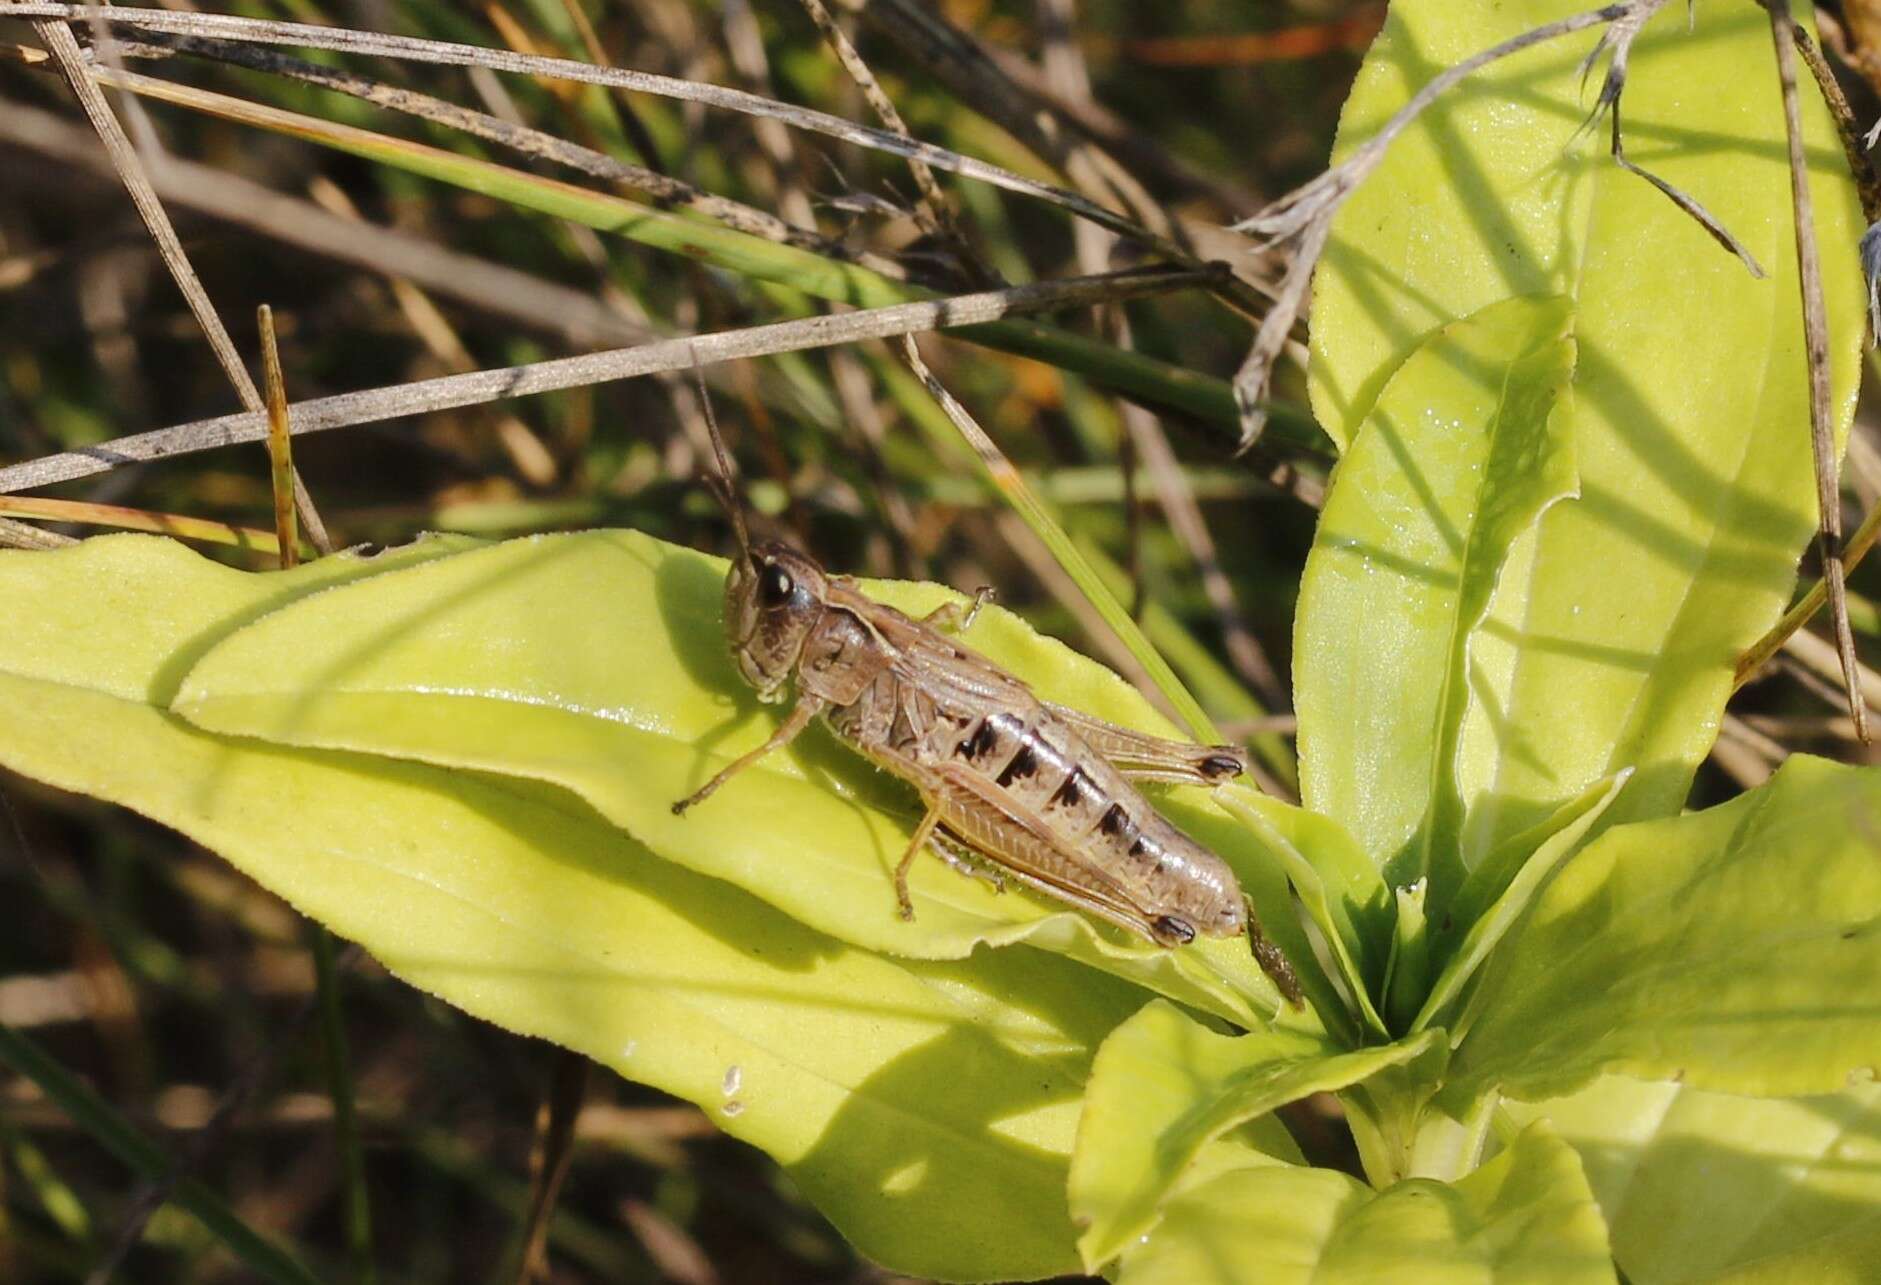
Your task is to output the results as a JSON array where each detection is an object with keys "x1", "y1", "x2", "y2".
[{"x1": 309, "y1": 928, "x2": 374, "y2": 1285}]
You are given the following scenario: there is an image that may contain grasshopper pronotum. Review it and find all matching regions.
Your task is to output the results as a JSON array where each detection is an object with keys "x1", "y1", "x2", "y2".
[{"x1": 670, "y1": 381, "x2": 1302, "y2": 1004}]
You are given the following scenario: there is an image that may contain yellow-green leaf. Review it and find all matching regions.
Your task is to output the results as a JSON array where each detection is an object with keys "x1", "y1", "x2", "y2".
[
  {"x1": 1117, "y1": 1122, "x2": 1614, "y2": 1285},
  {"x1": 1507, "y1": 1075, "x2": 1881, "y2": 1284},
  {"x1": 1068, "y1": 998, "x2": 1441, "y2": 1270},
  {"x1": 1451, "y1": 756, "x2": 1881, "y2": 1101},
  {"x1": 0, "y1": 534, "x2": 1150, "y2": 1280},
  {"x1": 1309, "y1": 0, "x2": 1864, "y2": 852},
  {"x1": 169, "y1": 529, "x2": 1299, "y2": 1024},
  {"x1": 1297, "y1": 294, "x2": 1578, "y2": 896}
]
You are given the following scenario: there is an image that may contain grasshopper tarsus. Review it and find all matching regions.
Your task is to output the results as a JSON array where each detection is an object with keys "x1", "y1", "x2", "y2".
[{"x1": 961, "y1": 585, "x2": 994, "y2": 632}]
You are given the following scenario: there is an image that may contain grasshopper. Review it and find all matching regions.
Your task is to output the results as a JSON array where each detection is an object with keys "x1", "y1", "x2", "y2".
[{"x1": 670, "y1": 396, "x2": 1301, "y2": 1005}]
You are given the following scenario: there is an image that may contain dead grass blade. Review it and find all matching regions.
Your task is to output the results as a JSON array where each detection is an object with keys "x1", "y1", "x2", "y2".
[
  {"x1": 0, "y1": 95, "x2": 658, "y2": 351},
  {"x1": 510, "y1": 1051, "x2": 589, "y2": 1284},
  {"x1": 114, "y1": 30, "x2": 903, "y2": 281},
  {"x1": 26, "y1": 14, "x2": 334, "y2": 552},
  {"x1": 0, "y1": 495, "x2": 282, "y2": 554},
  {"x1": 793, "y1": 0, "x2": 986, "y2": 282},
  {"x1": 897, "y1": 332, "x2": 1221, "y2": 741},
  {"x1": 1766, "y1": 0, "x2": 1867, "y2": 741},
  {"x1": 0, "y1": 267, "x2": 1214, "y2": 494},
  {"x1": 0, "y1": 515, "x2": 79, "y2": 549},
  {"x1": 1737, "y1": 437, "x2": 1881, "y2": 688},
  {"x1": 257, "y1": 305, "x2": 298, "y2": 571},
  {"x1": 7, "y1": 3, "x2": 1178, "y2": 256},
  {"x1": 1038, "y1": 0, "x2": 1287, "y2": 706}
]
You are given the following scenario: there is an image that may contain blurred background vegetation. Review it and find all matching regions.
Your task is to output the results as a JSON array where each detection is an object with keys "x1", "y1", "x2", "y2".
[{"x1": 1, "y1": 1, "x2": 1876, "y2": 1281}]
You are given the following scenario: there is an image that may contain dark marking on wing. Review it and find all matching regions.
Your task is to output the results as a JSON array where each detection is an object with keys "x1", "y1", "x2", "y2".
[
  {"x1": 1127, "y1": 837, "x2": 1147, "y2": 858},
  {"x1": 1098, "y1": 803, "x2": 1131, "y2": 838},
  {"x1": 995, "y1": 744, "x2": 1039, "y2": 787}
]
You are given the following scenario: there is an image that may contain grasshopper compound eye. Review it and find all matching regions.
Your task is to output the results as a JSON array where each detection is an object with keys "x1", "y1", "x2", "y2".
[{"x1": 759, "y1": 563, "x2": 795, "y2": 607}]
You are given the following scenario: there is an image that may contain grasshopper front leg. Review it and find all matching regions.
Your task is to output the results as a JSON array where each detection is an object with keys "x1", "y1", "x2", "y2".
[{"x1": 672, "y1": 696, "x2": 825, "y2": 815}]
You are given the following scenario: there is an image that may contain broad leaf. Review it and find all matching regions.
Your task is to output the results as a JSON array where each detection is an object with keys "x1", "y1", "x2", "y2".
[
  {"x1": 1451, "y1": 756, "x2": 1881, "y2": 1102},
  {"x1": 1413, "y1": 770, "x2": 1629, "y2": 1034},
  {"x1": 1068, "y1": 998, "x2": 1441, "y2": 1270},
  {"x1": 1309, "y1": 0, "x2": 1864, "y2": 852},
  {"x1": 0, "y1": 535, "x2": 1150, "y2": 1280},
  {"x1": 1116, "y1": 1122, "x2": 1614, "y2": 1285},
  {"x1": 1297, "y1": 294, "x2": 1578, "y2": 901},
  {"x1": 0, "y1": 531, "x2": 479, "y2": 702},
  {"x1": 170, "y1": 529, "x2": 1301, "y2": 1024},
  {"x1": 1507, "y1": 1075, "x2": 1881, "y2": 1284}
]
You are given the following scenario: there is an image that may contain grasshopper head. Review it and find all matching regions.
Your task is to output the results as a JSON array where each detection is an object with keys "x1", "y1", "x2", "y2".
[{"x1": 726, "y1": 542, "x2": 829, "y2": 702}]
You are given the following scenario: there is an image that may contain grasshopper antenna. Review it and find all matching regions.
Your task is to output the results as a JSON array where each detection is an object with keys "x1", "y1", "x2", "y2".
[{"x1": 688, "y1": 346, "x2": 753, "y2": 562}]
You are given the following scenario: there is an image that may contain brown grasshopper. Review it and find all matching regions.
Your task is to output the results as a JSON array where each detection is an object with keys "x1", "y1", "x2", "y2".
[{"x1": 670, "y1": 401, "x2": 1301, "y2": 1005}]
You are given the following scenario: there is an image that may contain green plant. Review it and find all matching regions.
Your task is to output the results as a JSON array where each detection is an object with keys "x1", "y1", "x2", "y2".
[{"x1": 2, "y1": 2, "x2": 1878, "y2": 1282}]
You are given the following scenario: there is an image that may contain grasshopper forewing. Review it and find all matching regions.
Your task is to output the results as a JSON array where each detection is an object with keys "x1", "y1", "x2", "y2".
[{"x1": 669, "y1": 376, "x2": 1302, "y2": 1005}]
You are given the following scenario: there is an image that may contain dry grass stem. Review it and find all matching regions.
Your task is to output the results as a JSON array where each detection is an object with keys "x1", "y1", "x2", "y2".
[
  {"x1": 1768, "y1": 0, "x2": 1867, "y2": 741},
  {"x1": 1741, "y1": 711, "x2": 1863, "y2": 742},
  {"x1": 716, "y1": 0, "x2": 921, "y2": 569},
  {"x1": 27, "y1": 15, "x2": 334, "y2": 552},
  {"x1": 0, "y1": 95, "x2": 660, "y2": 350},
  {"x1": 853, "y1": 0, "x2": 1229, "y2": 227},
  {"x1": 1783, "y1": 17, "x2": 1881, "y2": 223},
  {"x1": 257, "y1": 305, "x2": 300, "y2": 571},
  {"x1": 793, "y1": 0, "x2": 983, "y2": 279},
  {"x1": 513, "y1": 1052, "x2": 589, "y2": 1284},
  {"x1": 0, "y1": 495, "x2": 282, "y2": 553},
  {"x1": 1231, "y1": 216, "x2": 1330, "y2": 453},
  {"x1": 1039, "y1": 0, "x2": 1286, "y2": 705},
  {"x1": 1738, "y1": 480, "x2": 1881, "y2": 684},
  {"x1": 0, "y1": 267, "x2": 1212, "y2": 493},
  {"x1": 107, "y1": 30, "x2": 904, "y2": 281},
  {"x1": 1578, "y1": 1, "x2": 1763, "y2": 274},
  {"x1": 1713, "y1": 715, "x2": 1780, "y2": 788},
  {"x1": 7, "y1": 3, "x2": 1178, "y2": 257},
  {"x1": 0, "y1": 515, "x2": 79, "y2": 549},
  {"x1": 1784, "y1": 624, "x2": 1881, "y2": 713}
]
